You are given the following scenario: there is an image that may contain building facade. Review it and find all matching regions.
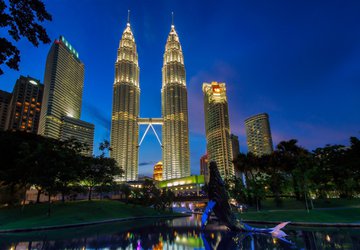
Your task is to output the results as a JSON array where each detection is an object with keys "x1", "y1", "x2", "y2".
[
  {"x1": 230, "y1": 134, "x2": 241, "y2": 178},
  {"x1": 158, "y1": 175, "x2": 205, "y2": 197},
  {"x1": 0, "y1": 90, "x2": 11, "y2": 131},
  {"x1": 39, "y1": 36, "x2": 84, "y2": 139},
  {"x1": 203, "y1": 82, "x2": 234, "y2": 180},
  {"x1": 153, "y1": 161, "x2": 163, "y2": 181},
  {"x1": 161, "y1": 23, "x2": 190, "y2": 180},
  {"x1": 200, "y1": 154, "x2": 209, "y2": 183},
  {"x1": 4, "y1": 76, "x2": 43, "y2": 133},
  {"x1": 230, "y1": 134, "x2": 240, "y2": 159},
  {"x1": 110, "y1": 21, "x2": 140, "y2": 181},
  {"x1": 245, "y1": 113, "x2": 273, "y2": 156},
  {"x1": 39, "y1": 36, "x2": 94, "y2": 154},
  {"x1": 60, "y1": 116, "x2": 94, "y2": 155}
]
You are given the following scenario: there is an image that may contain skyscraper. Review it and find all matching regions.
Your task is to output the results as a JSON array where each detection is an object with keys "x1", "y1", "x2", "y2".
[
  {"x1": 110, "y1": 19, "x2": 140, "y2": 181},
  {"x1": 6, "y1": 76, "x2": 43, "y2": 133},
  {"x1": 0, "y1": 90, "x2": 11, "y2": 131},
  {"x1": 39, "y1": 36, "x2": 84, "y2": 139},
  {"x1": 230, "y1": 134, "x2": 241, "y2": 177},
  {"x1": 60, "y1": 116, "x2": 94, "y2": 155},
  {"x1": 230, "y1": 134, "x2": 240, "y2": 159},
  {"x1": 39, "y1": 36, "x2": 94, "y2": 154},
  {"x1": 245, "y1": 113, "x2": 273, "y2": 156},
  {"x1": 161, "y1": 22, "x2": 190, "y2": 180},
  {"x1": 153, "y1": 161, "x2": 163, "y2": 181},
  {"x1": 200, "y1": 154, "x2": 209, "y2": 183},
  {"x1": 203, "y1": 82, "x2": 234, "y2": 180}
]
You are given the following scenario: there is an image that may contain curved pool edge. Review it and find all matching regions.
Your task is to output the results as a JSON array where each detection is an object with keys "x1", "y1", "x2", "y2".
[
  {"x1": 0, "y1": 214, "x2": 189, "y2": 234},
  {"x1": 243, "y1": 220, "x2": 360, "y2": 228},
  {"x1": 193, "y1": 212, "x2": 360, "y2": 228}
]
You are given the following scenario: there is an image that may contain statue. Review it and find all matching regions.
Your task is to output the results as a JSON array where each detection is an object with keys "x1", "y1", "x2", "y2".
[{"x1": 201, "y1": 161, "x2": 290, "y2": 239}]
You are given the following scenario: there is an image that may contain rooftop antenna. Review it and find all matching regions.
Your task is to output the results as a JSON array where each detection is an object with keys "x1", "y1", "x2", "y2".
[
  {"x1": 171, "y1": 11, "x2": 174, "y2": 28},
  {"x1": 127, "y1": 10, "x2": 130, "y2": 26}
]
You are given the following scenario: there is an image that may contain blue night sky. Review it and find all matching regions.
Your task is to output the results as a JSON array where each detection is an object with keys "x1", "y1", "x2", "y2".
[{"x1": 1, "y1": 0, "x2": 359, "y2": 176}]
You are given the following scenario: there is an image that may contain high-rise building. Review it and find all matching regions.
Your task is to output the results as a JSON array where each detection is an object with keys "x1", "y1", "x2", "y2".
[
  {"x1": 230, "y1": 134, "x2": 240, "y2": 159},
  {"x1": 39, "y1": 36, "x2": 94, "y2": 154},
  {"x1": 153, "y1": 161, "x2": 163, "y2": 181},
  {"x1": 200, "y1": 154, "x2": 209, "y2": 183},
  {"x1": 203, "y1": 82, "x2": 234, "y2": 180},
  {"x1": 161, "y1": 22, "x2": 190, "y2": 180},
  {"x1": 110, "y1": 20, "x2": 140, "y2": 181},
  {"x1": 39, "y1": 36, "x2": 84, "y2": 139},
  {"x1": 230, "y1": 134, "x2": 241, "y2": 177},
  {"x1": 5, "y1": 76, "x2": 43, "y2": 133},
  {"x1": 60, "y1": 116, "x2": 94, "y2": 155},
  {"x1": 245, "y1": 113, "x2": 273, "y2": 156},
  {"x1": 0, "y1": 90, "x2": 11, "y2": 131}
]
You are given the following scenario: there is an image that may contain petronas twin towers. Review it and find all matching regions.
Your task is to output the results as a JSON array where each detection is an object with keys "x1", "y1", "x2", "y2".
[{"x1": 110, "y1": 17, "x2": 190, "y2": 181}]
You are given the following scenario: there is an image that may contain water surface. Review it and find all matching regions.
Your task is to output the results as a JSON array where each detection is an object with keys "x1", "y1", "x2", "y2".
[{"x1": 1, "y1": 214, "x2": 359, "y2": 249}]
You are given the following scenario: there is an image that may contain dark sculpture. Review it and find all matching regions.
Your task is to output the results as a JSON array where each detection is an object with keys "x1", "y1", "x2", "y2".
[
  {"x1": 206, "y1": 161, "x2": 246, "y2": 231},
  {"x1": 202, "y1": 161, "x2": 290, "y2": 238}
]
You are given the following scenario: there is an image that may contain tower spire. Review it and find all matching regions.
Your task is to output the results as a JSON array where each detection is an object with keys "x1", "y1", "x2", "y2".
[
  {"x1": 127, "y1": 10, "x2": 130, "y2": 26},
  {"x1": 171, "y1": 11, "x2": 174, "y2": 28}
]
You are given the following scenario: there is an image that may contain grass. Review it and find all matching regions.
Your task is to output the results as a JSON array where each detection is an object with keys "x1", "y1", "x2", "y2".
[
  {"x1": 240, "y1": 198, "x2": 360, "y2": 223},
  {"x1": 0, "y1": 200, "x2": 174, "y2": 230},
  {"x1": 238, "y1": 207, "x2": 360, "y2": 223},
  {"x1": 1, "y1": 198, "x2": 359, "y2": 231},
  {"x1": 248, "y1": 198, "x2": 360, "y2": 211}
]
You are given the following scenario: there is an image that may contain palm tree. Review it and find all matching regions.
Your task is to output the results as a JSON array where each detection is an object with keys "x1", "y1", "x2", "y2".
[{"x1": 276, "y1": 139, "x2": 306, "y2": 200}]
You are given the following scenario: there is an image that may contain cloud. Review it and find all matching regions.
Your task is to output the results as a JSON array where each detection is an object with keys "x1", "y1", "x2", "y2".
[
  {"x1": 139, "y1": 161, "x2": 156, "y2": 167},
  {"x1": 83, "y1": 101, "x2": 111, "y2": 132}
]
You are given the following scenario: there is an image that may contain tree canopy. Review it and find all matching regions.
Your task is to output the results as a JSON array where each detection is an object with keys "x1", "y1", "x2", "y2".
[
  {"x1": 0, "y1": 131, "x2": 120, "y2": 206},
  {"x1": 232, "y1": 136, "x2": 360, "y2": 209},
  {"x1": 0, "y1": 0, "x2": 52, "y2": 75}
]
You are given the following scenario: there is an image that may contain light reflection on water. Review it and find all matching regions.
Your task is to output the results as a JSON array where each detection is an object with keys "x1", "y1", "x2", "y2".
[{"x1": 1, "y1": 214, "x2": 359, "y2": 249}]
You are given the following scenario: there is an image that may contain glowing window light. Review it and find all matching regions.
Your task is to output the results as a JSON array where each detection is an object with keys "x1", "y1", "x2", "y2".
[{"x1": 29, "y1": 80, "x2": 38, "y2": 85}]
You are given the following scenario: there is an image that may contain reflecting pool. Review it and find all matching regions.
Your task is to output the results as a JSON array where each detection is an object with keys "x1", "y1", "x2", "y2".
[{"x1": 1, "y1": 214, "x2": 359, "y2": 249}]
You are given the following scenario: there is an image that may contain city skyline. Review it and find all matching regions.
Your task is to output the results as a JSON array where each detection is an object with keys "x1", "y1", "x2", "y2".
[{"x1": 1, "y1": 0, "x2": 359, "y2": 176}]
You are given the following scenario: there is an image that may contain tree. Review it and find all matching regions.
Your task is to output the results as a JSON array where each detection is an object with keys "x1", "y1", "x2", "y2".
[
  {"x1": 140, "y1": 179, "x2": 158, "y2": 206},
  {"x1": 225, "y1": 176, "x2": 247, "y2": 205},
  {"x1": 81, "y1": 156, "x2": 120, "y2": 200},
  {"x1": 119, "y1": 183, "x2": 131, "y2": 203},
  {"x1": 81, "y1": 141, "x2": 121, "y2": 200},
  {"x1": 312, "y1": 144, "x2": 348, "y2": 198},
  {"x1": 159, "y1": 189, "x2": 175, "y2": 211},
  {"x1": 0, "y1": 131, "x2": 40, "y2": 205},
  {"x1": 344, "y1": 137, "x2": 360, "y2": 195},
  {"x1": 233, "y1": 152, "x2": 270, "y2": 209},
  {"x1": 247, "y1": 172, "x2": 268, "y2": 211},
  {"x1": 54, "y1": 138, "x2": 87, "y2": 202},
  {"x1": 0, "y1": 0, "x2": 52, "y2": 75},
  {"x1": 276, "y1": 139, "x2": 304, "y2": 200}
]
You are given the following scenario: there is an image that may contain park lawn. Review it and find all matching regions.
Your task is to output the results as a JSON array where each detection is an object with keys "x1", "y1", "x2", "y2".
[
  {"x1": 249, "y1": 198, "x2": 360, "y2": 211},
  {"x1": 238, "y1": 207, "x2": 360, "y2": 223},
  {"x1": 0, "y1": 200, "x2": 171, "y2": 230}
]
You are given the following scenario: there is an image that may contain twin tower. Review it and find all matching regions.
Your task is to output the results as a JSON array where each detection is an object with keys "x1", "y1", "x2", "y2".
[{"x1": 110, "y1": 18, "x2": 190, "y2": 181}]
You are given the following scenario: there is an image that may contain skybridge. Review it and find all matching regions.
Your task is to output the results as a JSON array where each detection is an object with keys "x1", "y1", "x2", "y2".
[{"x1": 137, "y1": 118, "x2": 163, "y2": 147}]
